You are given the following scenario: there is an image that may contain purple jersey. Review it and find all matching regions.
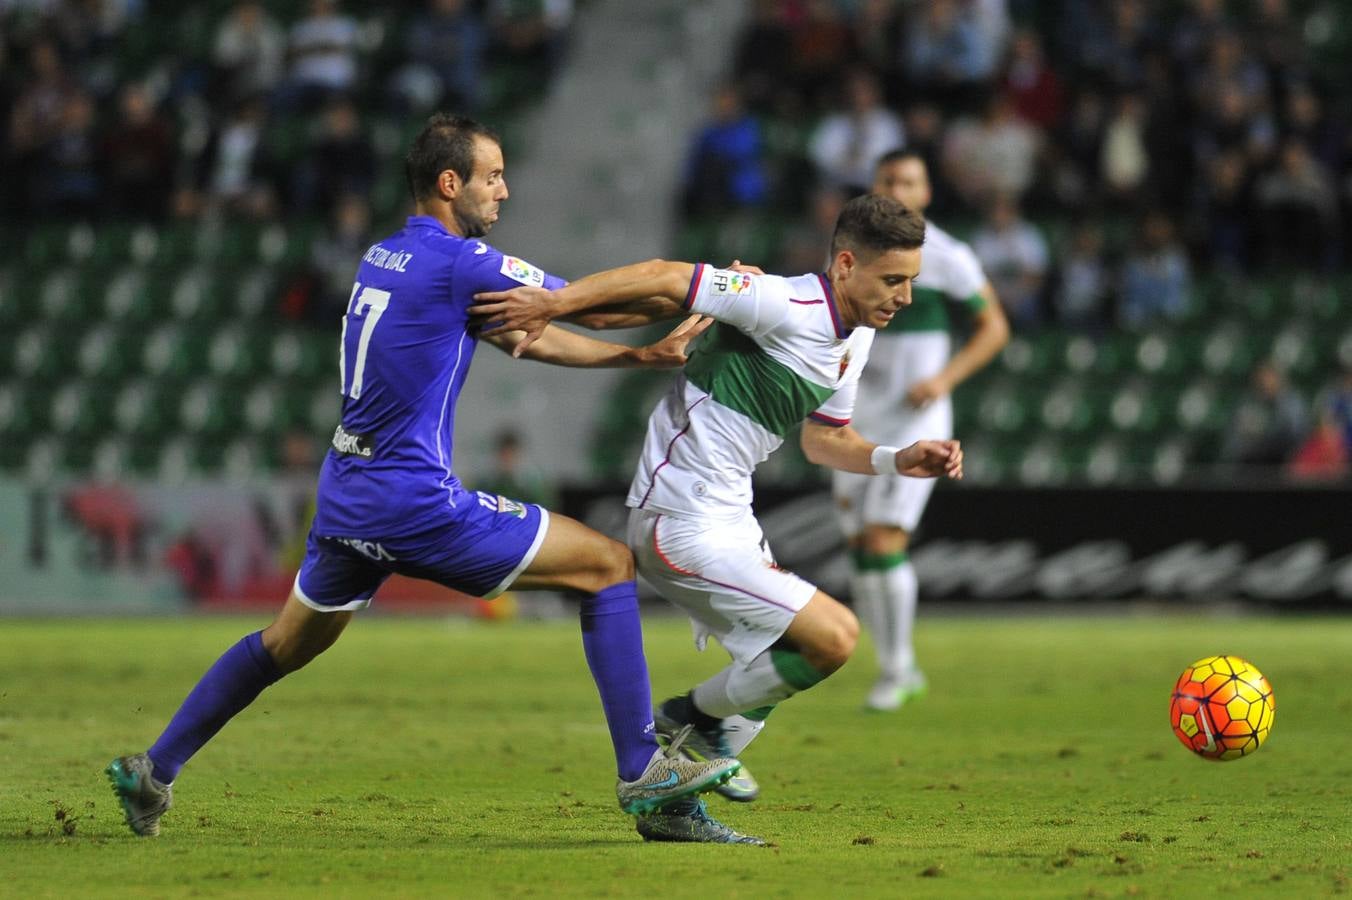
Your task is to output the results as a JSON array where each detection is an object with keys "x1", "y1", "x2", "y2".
[{"x1": 312, "y1": 215, "x2": 565, "y2": 537}]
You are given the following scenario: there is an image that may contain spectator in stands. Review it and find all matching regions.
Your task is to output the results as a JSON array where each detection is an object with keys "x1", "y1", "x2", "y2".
[
  {"x1": 971, "y1": 193, "x2": 1048, "y2": 328},
  {"x1": 38, "y1": 90, "x2": 101, "y2": 217},
  {"x1": 904, "y1": 0, "x2": 997, "y2": 106},
  {"x1": 1001, "y1": 29, "x2": 1063, "y2": 130},
  {"x1": 1048, "y1": 88, "x2": 1105, "y2": 210},
  {"x1": 786, "y1": 0, "x2": 856, "y2": 109},
  {"x1": 7, "y1": 40, "x2": 79, "y2": 213},
  {"x1": 212, "y1": 1, "x2": 286, "y2": 105},
  {"x1": 1286, "y1": 408, "x2": 1349, "y2": 482},
  {"x1": 194, "y1": 96, "x2": 276, "y2": 219},
  {"x1": 1321, "y1": 366, "x2": 1352, "y2": 452},
  {"x1": 293, "y1": 97, "x2": 375, "y2": 214},
  {"x1": 397, "y1": 0, "x2": 487, "y2": 113},
  {"x1": 1254, "y1": 137, "x2": 1339, "y2": 270},
  {"x1": 487, "y1": 0, "x2": 574, "y2": 87},
  {"x1": 732, "y1": 0, "x2": 793, "y2": 113},
  {"x1": 101, "y1": 83, "x2": 176, "y2": 220},
  {"x1": 808, "y1": 69, "x2": 903, "y2": 194},
  {"x1": 1100, "y1": 92, "x2": 1151, "y2": 208},
  {"x1": 1118, "y1": 211, "x2": 1191, "y2": 330},
  {"x1": 1193, "y1": 149, "x2": 1252, "y2": 269},
  {"x1": 680, "y1": 84, "x2": 768, "y2": 219},
  {"x1": 942, "y1": 90, "x2": 1039, "y2": 209},
  {"x1": 277, "y1": 0, "x2": 361, "y2": 109},
  {"x1": 302, "y1": 193, "x2": 372, "y2": 324},
  {"x1": 1171, "y1": 0, "x2": 1232, "y2": 70},
  {"x1": 1221, "y1": 361, "x2": 1309, "y2": 468},
  {"x1": 850, "y1": 0, "x2": 901, "y2": 84},
  {"x1": 1051, "y1": 220, "x2": 1112, "y2": 335}
]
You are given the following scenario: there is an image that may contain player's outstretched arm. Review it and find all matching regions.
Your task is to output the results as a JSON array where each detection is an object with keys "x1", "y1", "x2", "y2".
[
  {"x1": 800, "y1": 420, "x2": 963, "y2": 479},
  {"x1": 562, "y1": 261, "x2": 764, "y2": 331},
  {"x1": 482, "y1": 315, "x2": 712, "y2": 369},
  {"x1": 906, "y1": 281, "x2": 1010, "y2": 408},
  {"x1": 473, "y1": 260, "x2": 697, "y2": 356}
]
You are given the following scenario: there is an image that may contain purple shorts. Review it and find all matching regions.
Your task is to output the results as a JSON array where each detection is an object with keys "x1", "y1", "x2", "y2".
[{"x1": 294, "y1": 491, "x2": 549, "y2": 612}]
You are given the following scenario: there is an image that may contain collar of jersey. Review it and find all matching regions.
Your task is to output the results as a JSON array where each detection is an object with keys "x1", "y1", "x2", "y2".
[
  {"x1": 407, "y1": 214, "x2": 451, "y2": 234},
  {"x1": 816, "y1": 273, "x2": 850, "y2": 339}
]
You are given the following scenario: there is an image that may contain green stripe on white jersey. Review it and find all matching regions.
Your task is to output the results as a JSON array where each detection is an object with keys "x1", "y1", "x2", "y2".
[{"x1": 684, "y1": 323, "x2": 834, "y2": 437}]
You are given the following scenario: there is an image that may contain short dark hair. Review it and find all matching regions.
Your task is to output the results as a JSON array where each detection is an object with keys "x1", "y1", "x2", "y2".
[
  {"x1": 875, "y1": 147, "x2": 926, "y2": 170},
  {"x1": 830, "y1": 193, "x2": 926, "y2": 259},
  {"x1": 404, "y1": 113, "x2": 500, "y2": 202}
]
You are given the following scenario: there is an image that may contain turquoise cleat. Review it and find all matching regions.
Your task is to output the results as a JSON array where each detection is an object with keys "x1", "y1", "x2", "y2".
[{"x1": 106, "y1": 753, "x2": 173, "y2": 837}]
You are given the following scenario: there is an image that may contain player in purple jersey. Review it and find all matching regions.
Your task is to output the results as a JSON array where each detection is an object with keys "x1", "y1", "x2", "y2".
[{"x1": 106, "y1": 114, "x2": 741, "y2": 840}]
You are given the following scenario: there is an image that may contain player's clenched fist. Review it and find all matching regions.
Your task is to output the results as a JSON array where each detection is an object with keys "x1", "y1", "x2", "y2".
[{"x1": 895, "y1": 440, "x2": 963, "y2": 479}]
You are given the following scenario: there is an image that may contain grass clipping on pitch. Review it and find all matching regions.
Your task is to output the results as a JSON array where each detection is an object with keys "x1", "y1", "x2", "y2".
[{"x1": 2, "y1": 614, "x2": 1349, "y2": 898}]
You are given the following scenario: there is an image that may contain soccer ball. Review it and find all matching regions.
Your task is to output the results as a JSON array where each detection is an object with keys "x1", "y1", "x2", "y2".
[{"x1": 1169, "y1": 655, "x2": 1275, "y2": 761}]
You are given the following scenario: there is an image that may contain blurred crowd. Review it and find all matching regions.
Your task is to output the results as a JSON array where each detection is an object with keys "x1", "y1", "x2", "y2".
[
  {"x1": 1, "y1": 0, "x2": 572, "y2": 222},
  {"x1": 682, "y1": 0, "x2": 1351, "y2": 328},
  {"x1": 677, "y1": 0, "x2": 1352, "y2": 479}
]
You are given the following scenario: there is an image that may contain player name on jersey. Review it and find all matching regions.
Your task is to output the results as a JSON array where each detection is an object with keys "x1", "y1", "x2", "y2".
[{"x1": 362, "y1": 244, "x2": 415, "y2": 272}]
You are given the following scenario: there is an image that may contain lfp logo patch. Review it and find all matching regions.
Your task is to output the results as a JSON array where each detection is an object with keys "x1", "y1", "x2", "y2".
[
  {"x1": 501, "y1": 255, "x2": 546, "y2": 287},
  {"x1": 711, "y1": 270, "x2": 753, "y2": 296}
]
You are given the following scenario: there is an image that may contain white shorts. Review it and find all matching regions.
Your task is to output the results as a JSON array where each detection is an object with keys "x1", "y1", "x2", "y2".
[
  {"x1": 627, "y1": 507, "x2": 818, "y2": 667},
  {"x1": 832, "y1": 386, "x2": 951, "y2": 532}
]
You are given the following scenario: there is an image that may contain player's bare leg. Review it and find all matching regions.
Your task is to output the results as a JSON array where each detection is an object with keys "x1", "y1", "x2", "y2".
[
  {"x1": 108, "y1": 591, "x2": 351, "y2": 836},
  {"x1": 511, "y1": 512, "x2": 740, "y2": 814},
  {"x1": 855, "y1": 523, "x2": 925, "y2": 711}
]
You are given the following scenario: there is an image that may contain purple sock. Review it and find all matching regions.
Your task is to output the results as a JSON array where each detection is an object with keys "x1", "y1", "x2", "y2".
[
  {"x1": 580, "y1": 581, "x2": 660, "y2": 782},
  {"x1": 147, "y1": 630, "x2": 282, "y2": 784}
]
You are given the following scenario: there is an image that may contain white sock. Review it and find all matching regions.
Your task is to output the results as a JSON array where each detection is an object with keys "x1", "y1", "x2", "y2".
[
  {"x1": 851, "y1": 566, "x2": 890, "y2": 675},
  {"x1": 691, "y1": 650, "x2": 803, "y2": 718},
  {"x1": 721, "y1": 714, "x2": 766, "y2": 755},
  {"x1": 878, "y1": 559, "x2": 918, "y2": 677}
]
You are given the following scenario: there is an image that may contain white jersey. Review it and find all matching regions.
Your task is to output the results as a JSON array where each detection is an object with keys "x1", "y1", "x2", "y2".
[
  {"x1": 628, "y1": 265, "x2": 874, "y2": 522},
  {"x1": 858, "y1": 220, "x2": 987, "y2": 415}
]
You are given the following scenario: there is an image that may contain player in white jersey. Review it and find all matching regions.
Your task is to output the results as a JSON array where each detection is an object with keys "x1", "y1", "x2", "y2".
[
  {"x1": 474, "y1": 194, "x2": 964, "y2": 843},
  {"x1": 834, "y1": 149, "x2": 1010, "y2": 711}
]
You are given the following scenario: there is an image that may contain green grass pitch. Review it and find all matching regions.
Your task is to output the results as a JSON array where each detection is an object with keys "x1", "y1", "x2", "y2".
[{"x1": 3, "y1": 613, "x2": 1350, "y2": 898}]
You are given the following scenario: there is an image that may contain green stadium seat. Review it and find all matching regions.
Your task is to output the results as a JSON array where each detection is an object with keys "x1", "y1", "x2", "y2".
[
  {"x1": 178, "y1": 379, "x2": 233, "y2": 437},
  {"x1": 1016, "y1": 439, "x2": 1071, "y2": 485},
  {"x1": 1200, "y1": 324, "x2": 1260, "y2": 381},
  {"x1": 977, "y1": 380, "x2": 1033, "y2": 435},
  {"x1": 268, "y1": 330, "x2": 331, "y2": 379},
  {"x1": 76, "y1": 325, "x2": 140, "y2": 380},
  {"x1": 48, "y1": 381, "x2": 116, "y2": 438},
  {"x1": 113, "y1": 380, "x2": 179, "y2": 438},
  {"x1": 141, "y1": 324, "x2": 210, "y2": 378},
  {"x1": 169, "y1": 267, "x2": 226, "y2": 320},
  {"x1": 1107, "y1": 382, "x2": 1166, "y2": 434},
  {"x1": 207, "y1": 326, "x2": 267, "y2": 378},
  {"x1": 11, "y1": 326, "x2": 75, "y2": 381},
  {"x1": 1083, "y1": 437, "x2": 1128, "y2": 484}
]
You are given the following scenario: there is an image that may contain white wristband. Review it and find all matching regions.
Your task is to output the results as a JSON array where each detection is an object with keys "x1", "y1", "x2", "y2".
[{"x1": 871, "y1": 445, "x2": 901, "y2": 475}]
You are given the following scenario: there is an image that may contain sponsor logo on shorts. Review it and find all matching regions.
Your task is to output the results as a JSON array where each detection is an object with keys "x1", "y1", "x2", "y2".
[
  {"x1": 334, "y1": 537, "x2": 396, "y2": 562},
  {"x1": 692, "y1": 481, "x2": 708, "y2": 497}
]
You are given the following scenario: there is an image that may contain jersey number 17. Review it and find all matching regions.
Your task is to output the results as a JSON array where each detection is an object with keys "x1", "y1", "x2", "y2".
[{"x1": 339, "y1": 283, "x2": 390, "y2": 399}]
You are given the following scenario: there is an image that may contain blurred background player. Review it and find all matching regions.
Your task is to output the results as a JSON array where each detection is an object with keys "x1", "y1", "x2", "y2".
[
  {"x1": 475, "y1": 193, "x2": 964, "y2": 842},
  {"x1": 106, "y1": 114, "x2": 738, "y2": 839},
  {"x1": 833, "y1": 149, "x2": 1009, "y2": 712}
]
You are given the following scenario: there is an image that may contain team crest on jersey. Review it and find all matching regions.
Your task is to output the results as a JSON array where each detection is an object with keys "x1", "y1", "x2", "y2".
[
  {"x1": 838, "y1": 350, "x2": 852, "y2": 381},
  {"x1": 711, "y1": 270, "x2": 753, "y2": 296},
  {"x1": 501, "y1": 255, "x2": 545, "y2": 287}
]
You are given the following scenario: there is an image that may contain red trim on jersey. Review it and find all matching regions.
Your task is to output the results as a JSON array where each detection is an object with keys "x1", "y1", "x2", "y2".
[
  {"x1": 809, "y1": 412, "x2": 849, "y2": 427},
  {"x1": 637, "y1": 393, "x2": 708, "y2": 508}
]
